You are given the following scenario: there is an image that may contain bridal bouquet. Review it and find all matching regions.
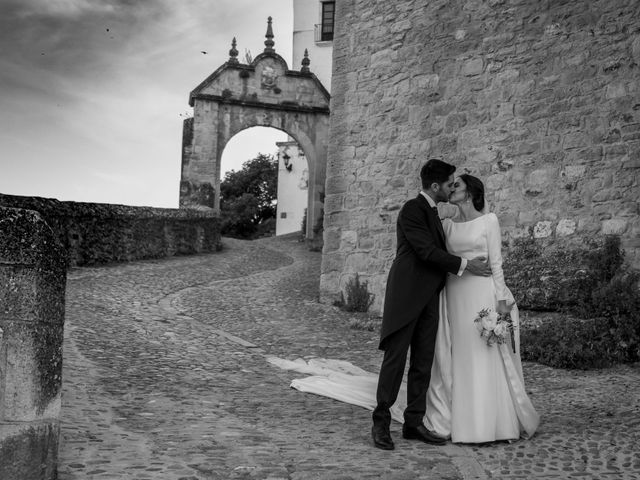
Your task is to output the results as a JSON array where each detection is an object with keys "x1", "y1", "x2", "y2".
[{"x1": 474, "y1": 308, "x2": 515, "y2": 353}]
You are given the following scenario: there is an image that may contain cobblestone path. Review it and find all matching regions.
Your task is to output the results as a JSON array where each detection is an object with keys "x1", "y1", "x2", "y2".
[{"x1": 59, "y1": 235, "x2": 640, "y2": 479}]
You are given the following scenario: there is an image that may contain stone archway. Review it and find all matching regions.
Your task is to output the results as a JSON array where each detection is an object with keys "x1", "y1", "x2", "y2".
[{"x1": 180, "y1": 18, "x2": 330, "y2": 239}]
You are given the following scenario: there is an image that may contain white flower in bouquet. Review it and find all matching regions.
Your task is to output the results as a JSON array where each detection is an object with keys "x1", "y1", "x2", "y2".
[
  {"x1": 473, "y1": 307, "x2": 515, "y2": 352},
  {"x1": 493, "y1": 321, "x2": 508, "y2": 338},
  {"x1": 481, "y1": 310, "x2": 498, "y2": 331}
]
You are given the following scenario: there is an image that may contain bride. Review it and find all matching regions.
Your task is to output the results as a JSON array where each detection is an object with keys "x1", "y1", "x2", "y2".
[
  {"x1": 425, "y1": 174, "x2": 539, "y2": 442},
  {"x1": 269, "y1": 174, "x2": 539, "y2": 444}
]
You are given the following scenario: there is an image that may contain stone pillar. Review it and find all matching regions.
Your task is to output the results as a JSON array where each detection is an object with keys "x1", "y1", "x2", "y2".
[
  {"x1": 179, "y1": 100, "x2": 219, "y2": 211},
  {"x1": 0, "y1": 207, "x2": 66, "y2": 480}
]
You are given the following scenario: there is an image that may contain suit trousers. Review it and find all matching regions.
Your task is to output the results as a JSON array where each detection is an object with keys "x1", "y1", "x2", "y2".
[{"x1": 372, "y1": 293, "x2": 440, "y2": 428}]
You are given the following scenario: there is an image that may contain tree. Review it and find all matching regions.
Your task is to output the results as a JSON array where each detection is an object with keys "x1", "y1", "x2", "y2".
[{"x1": 220, "y1": 153, "x2": 278, "y2": 238}]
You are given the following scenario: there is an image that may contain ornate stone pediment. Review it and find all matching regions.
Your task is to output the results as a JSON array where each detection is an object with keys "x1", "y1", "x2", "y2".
[{"x1": 189, "y1": 27, "x2": 329, "y2": 113}]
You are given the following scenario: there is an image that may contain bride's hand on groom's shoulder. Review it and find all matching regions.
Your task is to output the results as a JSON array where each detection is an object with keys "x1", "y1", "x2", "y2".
[{"x1": 466, "y1": 256, "x2": 492, "y2": 277}]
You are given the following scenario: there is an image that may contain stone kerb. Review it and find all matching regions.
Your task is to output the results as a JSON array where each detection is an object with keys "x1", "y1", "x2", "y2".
[{"x1": 0, "y1": 206, "x2": 66, "y2": 480}]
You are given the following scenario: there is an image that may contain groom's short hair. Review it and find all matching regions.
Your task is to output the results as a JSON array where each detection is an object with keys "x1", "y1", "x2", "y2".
[{"x1": 421, "y1": 159, "x2": 456, "y2": 188}]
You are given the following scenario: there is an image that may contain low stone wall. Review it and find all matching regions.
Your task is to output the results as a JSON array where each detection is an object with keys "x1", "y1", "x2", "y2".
[
  {"x1": 0, "y1": 207, "x2": 66, "y2": 480},
  {"x1": 0, "y1": 194, "x2": 222, "y2": 267}
]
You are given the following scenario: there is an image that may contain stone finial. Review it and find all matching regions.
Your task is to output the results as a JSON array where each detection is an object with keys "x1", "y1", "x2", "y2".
[
  {"x1": 264, "y1": 16, "x2": 275, "y2": 53},
  {"x1": 228, "y1": 37, "x2": 239, "y2": 64},
  {"x1": 301, "y1": 48, "x2": 310, "y2": 73}
]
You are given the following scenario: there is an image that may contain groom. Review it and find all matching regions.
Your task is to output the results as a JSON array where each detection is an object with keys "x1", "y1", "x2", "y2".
[{"x1": 371, "y1": 159, "x2": 491, "y2": 450}]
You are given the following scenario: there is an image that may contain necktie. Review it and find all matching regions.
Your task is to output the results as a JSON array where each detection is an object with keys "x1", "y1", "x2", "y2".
[{"x1": 433, "y1": 206, "x2": 444, "y2": 240}]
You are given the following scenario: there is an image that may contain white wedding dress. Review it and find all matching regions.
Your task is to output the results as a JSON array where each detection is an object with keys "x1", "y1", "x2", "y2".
[{"x1": 270, "y1": 213, "x2": 539, "y2": 443}]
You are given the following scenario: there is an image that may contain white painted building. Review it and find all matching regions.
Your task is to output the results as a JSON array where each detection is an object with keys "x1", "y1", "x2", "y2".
[
  {"x1": 275, "y1": 141, "x2": 309, "y2": 235},
  {"x1": 292, "y1": 0, "x2": 334, "y2": 90},
  {"x1": 276, "y1": 0, "x2": 334, "y2": 235}
]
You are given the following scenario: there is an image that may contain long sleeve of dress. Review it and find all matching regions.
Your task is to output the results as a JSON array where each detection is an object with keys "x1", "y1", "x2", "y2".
[{"x1": 486, "y1": 213, "x2": 510, "y2": 301}]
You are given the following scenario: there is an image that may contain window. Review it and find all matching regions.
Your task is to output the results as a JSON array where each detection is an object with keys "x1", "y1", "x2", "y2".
[
  {"x1": 320, "y1": 1, "x2": 335, "y2": 41},
  {"x1": 280, "y1": 212, "x2": 287, "y2": 219}
]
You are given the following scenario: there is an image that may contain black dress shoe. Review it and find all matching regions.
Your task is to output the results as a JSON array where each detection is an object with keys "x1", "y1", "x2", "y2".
[
  {"x1": 402, "y1": 424, "x2": 447, "y2": 445},
  {"x1": 372, "y1": 426, "x2": 395, "y2": 450}
]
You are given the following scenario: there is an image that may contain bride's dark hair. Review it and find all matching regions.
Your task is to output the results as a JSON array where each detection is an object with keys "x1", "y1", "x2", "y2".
[{"x1": 460, "y1": 174, "x2": 485, "y2": 212}]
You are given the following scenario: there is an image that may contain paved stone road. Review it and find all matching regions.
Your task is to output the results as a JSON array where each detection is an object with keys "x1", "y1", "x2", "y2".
[{"x1": 59, "y1": 234, "x2": 640, "y2": 479}]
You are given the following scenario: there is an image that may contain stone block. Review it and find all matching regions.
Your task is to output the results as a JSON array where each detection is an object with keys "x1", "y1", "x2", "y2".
[
  {"x1": 358, "y1": 235, "x2": 375, "y2": 250},
  {"x1": 323, "y1": 194, "x2": 344, "y2": 214},
  {"x1": 320, "y1": 252, "x2": 345, "y2": 274},
  {"x1": 500, "y1": 213, "x2": 518, "y2": 227},
  {"x1": 0, "y1": 423, "x2": 59, "y2": 480},
  {"x1": 605, "y1": 81, "x2": 627, "y2": 99},
  {"x1": 562, "y1": 165, "x2": 586, "y2": 179},
  {"x1": 604, "y1": 144, "x2": 628, "y2": 161},
  {"x1": 319, "y1": 272, "x2": 341, "y2": 304},
  {"x1": 324, "y1": 212, "x2": 351, "y2": 229},
  {"x1": 517, "y1": 140, "x2": 539, "y2": 155},
  {"x1": 602, "y1": 219, "x2": 628, "y2": 235},
  {"x1": 556, "y1": 219, "x2": 577, "y2": 236},
  {"x1": 562, "y1": 132, "x2": 588, "y2": 150},
  {"x1": 622, "y1": 157, "x2": 640, "y2": 169},
  {"x1": 592, "y1": 190, "x2": 610, "y2": 203},
  {"x1": 325, "y1": 175, "x2": 351, "y2": 194},
  {"x1": 323, "y1": 228, "x2": 342, "y2": 252},
  {"x1": 458, "y1": 129, "x2": 482, "y2": 149},
  {"x1": 533, "y1": 221, "x2": 553, "y2": 238},
  {"x1": 524, "y1": 169, "x2": 553, "y2": 195},
  {"x1": 345, "y1": 253, "x2": 385, "y2": 273},
  {"x1": 578, "y1": 217, "x2": 601, "y2": 234},
  {"x1": 376, "y1": 232, "x2": 396, "y2": 250},
  {"x1": 340, "y1": 230, "x2": 358, "y2": 249},
  {"x1": 462, "y1": 57, "x2": 484, "y2": 76},
  {"x1": 344, "y1": 194, "x2": 359, "y2": 210},
  {"x1": 357, "y1": 196, "x2": 378, "y2": 209},
  {"x1": 2, "y1": 320, "x2": 63, "y2": 421}
]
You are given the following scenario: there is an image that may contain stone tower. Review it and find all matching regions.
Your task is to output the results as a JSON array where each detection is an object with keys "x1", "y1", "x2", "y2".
[{"x1": 320, "y1": 0, "x2": 640, "y2": 312}]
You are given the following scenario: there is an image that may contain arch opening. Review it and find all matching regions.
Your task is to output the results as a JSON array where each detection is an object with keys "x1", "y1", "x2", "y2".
[{"x1": 220, "y1": 126, "x2": 310, "y2": 238}]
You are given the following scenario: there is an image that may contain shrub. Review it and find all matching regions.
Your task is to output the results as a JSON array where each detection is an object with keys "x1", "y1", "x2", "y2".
[
  {"x1": 571, "y1": 236, "x2": 637, "y2": 319},
  {"x1": 521, "y1": 312, "x2": 640, "y2": 369},
  {"x1": 335, "y1": 274, "x2": 375, "y2": 313},
  {"x1": 519, "y1": 235, "x2": 640, "y2": 369},
  {"x1": 503, "y1": 238, "x2": 585, "y2": 311}
]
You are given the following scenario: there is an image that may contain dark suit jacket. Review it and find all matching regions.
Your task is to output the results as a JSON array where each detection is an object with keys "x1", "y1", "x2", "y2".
[{"x1": 379, "y1": 194, "x2": 462, "y2": 350}]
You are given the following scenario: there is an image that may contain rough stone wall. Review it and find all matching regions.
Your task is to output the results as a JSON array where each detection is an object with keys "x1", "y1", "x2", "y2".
[
  {"x1": 0, "y1": 194, "x2": 222, "y2": 267},
  {"x1": 321, "y1": 0, "x2": 640, "y2": 312},
  {"x1": 0, "y1": 207, "x2": 66, "y2": 480}
]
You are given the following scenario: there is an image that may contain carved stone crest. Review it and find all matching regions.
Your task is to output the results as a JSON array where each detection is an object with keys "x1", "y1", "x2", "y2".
[{"x1": 261, "y1": 66, "x2": 278, "y2": 90}]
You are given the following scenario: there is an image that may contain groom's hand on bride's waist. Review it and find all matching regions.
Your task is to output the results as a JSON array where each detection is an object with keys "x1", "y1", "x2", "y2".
[{"x1": 466, "y1": 256, "x2": 492, "y2": 277}]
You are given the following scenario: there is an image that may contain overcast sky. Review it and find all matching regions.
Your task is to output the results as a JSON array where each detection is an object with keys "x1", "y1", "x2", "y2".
[{"x1": 0, "y1": 0, "x2": 292, "y2": 207}]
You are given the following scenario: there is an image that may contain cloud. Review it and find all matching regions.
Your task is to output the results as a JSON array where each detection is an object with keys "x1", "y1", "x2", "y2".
[
  {"x1": 0, "y1": 0, "x2": 293, "y2": 207},
  {"x1": 4, "y1": 0, "x2": 115, "y2": 18}
]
